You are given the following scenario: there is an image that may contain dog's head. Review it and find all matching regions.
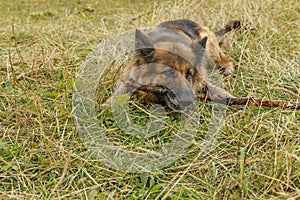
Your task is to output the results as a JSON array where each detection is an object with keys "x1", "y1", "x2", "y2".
[{"x1": 129, "y1": 28, "x2": 211, "y2": 109}]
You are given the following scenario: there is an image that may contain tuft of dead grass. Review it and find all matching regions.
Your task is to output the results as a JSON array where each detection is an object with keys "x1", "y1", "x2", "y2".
[{"x1": 0, "y1": 0, "x2": 299, "y2": 199}]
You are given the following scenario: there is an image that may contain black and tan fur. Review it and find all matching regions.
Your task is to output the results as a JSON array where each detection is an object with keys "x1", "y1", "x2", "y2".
[
  {"x1": 158, "y1": 19, "x2": 241, "y2": 76},
  {"x1": 104, "y1": 19, "x2": 241, "y2": 110}
]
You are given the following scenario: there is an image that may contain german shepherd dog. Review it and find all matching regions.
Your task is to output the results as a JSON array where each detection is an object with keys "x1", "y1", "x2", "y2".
[{"x1": 103, "y1": 19, "x2": 241, "y2": 110}]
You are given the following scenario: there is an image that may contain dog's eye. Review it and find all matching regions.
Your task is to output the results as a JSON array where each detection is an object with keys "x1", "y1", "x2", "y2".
[{"x1": 186, "y1": 68, "x2": 194, "y2": 81}]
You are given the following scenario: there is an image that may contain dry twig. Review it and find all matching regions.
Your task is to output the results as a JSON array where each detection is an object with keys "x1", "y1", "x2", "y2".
[{"x1": 124, "y1": 79, "x2": 300, "y2": 110}]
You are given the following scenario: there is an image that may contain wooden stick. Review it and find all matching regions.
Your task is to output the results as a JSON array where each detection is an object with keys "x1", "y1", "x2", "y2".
[
  {"x1": 124, "y1": 79, "x2": 300, "y2": 110},
  {"x1": 196, "y1": 94, "x2": 300, "y2": 110},
  {"x1": 124, "y1": 78, "x2": 168, "y2": 94}
]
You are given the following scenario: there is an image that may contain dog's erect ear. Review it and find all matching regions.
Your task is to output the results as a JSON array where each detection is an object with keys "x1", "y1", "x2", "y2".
[
  {"x1": 198, "y1": 36, "x2": 208, "y2": 49},
  {"x1": 135, "y1": 29, "x2": 154, "y2": 57},
  {"x1": 191, "y1": 36, "x2": 208, "y2": 52}
]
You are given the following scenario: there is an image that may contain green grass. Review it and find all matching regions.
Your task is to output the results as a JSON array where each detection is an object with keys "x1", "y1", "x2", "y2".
[{"x1": 1, "y1": 0, "x2": 300, "y2": 199}]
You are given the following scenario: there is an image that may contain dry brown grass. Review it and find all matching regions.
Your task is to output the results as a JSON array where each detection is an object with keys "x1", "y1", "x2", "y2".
[{"x1": 0, "y1": 0, "x2": 300, "y2": 199}]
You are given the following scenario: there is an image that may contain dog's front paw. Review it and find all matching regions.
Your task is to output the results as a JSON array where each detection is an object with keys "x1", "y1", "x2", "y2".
[{"x1": 223, "y1": 68, "x2": 236, "y2": 76}]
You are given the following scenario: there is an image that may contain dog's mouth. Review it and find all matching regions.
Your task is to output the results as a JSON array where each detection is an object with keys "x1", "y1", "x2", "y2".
[
  {"x1": 138, "y1": 85, "x2": 195, "y2": 111},
  {"x1": 127, "y1": 79, "x2": 195, "y2": 111},
  {"x1": 131, "y1": 85, "x2": 193, "y2": 111},
  {"x1": 160, "y1": 87, "x2": 194, "y2": 111}
]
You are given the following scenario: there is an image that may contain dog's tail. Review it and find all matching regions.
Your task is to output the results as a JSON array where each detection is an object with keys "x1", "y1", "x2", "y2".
[{"x1": 215, "y1": 20, "x2": 242, "y2": 43}]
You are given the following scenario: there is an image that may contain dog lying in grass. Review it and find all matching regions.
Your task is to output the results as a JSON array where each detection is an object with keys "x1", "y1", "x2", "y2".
[
  {"x1": 104, "y1": 19, "x2": 299, "y2": 110},
  {"x1": 158, "y1": 19, "x2": 240, "y2": 76}
]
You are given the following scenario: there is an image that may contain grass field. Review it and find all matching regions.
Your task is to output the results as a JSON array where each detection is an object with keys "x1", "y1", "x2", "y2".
[{"x1": 1, "y1": 0, "x2": 300, "y2": 199}]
